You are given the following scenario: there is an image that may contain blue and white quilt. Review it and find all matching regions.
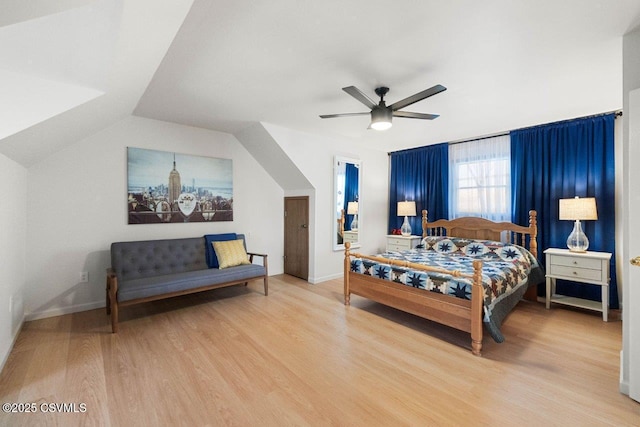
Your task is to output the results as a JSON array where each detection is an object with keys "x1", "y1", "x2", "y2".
[{"x1": 350, "y1": 236, "x2": 544, "y2": 342}]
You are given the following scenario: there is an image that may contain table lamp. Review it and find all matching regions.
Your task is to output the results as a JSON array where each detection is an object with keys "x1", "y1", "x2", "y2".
[
  {"x1": 347, "y1": 201, "x2": 359, "y2": 231},
  {"x1": 559, "y1": 196, "x2": 597, "y2": 252},
  {"x1": 397, "y1": 201, "x2": 417, "y2": 236}
]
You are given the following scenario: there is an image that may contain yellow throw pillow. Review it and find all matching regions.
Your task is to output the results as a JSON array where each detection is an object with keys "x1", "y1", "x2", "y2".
[{"x1": 212, "y1": 239, "x2": 250, "y2": 269}]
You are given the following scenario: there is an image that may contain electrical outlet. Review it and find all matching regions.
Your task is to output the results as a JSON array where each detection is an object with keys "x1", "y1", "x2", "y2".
[{"x1": 80, "y1": 271, "x2": 89, "y2": 283}]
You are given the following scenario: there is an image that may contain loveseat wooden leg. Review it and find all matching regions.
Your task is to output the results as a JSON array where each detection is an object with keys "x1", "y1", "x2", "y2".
[
  {"x1": 106, "y1": 278, "x2": 111, "y2": 315},
  {"x1": 263, "y1": 256, "x2": 269, "y2": 296},
  {"x1": 111, "y1": 302, "x2": 118, "y2": 333},
  {"x1": 108, "y1": 274, "x2": 119, "y2": 333}
]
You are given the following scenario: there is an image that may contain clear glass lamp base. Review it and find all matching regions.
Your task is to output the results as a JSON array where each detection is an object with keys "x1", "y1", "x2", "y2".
[
  {"x1": 350, "y1": 214, "x2": 358, "y2": 231},
  {"x1": 400, "y1": 216, "x2": 412, "y2": 236},
  {"x1": 567, "y1": 220, "x2": 589, "y2": 252}
]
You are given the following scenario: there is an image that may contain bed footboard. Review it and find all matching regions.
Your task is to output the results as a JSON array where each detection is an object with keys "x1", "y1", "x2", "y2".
[{"x1": 344, "y1": 242, "x2": 484, "y2": 356}]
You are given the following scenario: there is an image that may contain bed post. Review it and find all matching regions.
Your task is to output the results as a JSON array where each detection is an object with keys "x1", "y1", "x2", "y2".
[
  {"x1": 523, "y1": 210, "x2": 539, "y2": 302},
  {"x1": 471, "y1": 260, "x2": 483, "y2": 356},
  {"x1": 344, "y1": 242, "x2": 351, "y2": 305},
  {"x1": 421, "y1": 210, "x2": 428, "y2": 238},
  {"x1": 529, "y1": 210, "x2": 538, "y2": 258}
]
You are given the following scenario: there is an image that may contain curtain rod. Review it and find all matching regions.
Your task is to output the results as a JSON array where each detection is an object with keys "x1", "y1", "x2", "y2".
[
  {"x1": 450, "y1": 109, "x2": 623, "y2": 145},
  {"x1": 447, "y1": 131, "x2": 509, "y2": 146},
  {"x1": 511, "y1": 109, "x2": 623, "y2": 133},
  {"x1": 388, "y1": 109, "x2": 623, "y2": 154}
]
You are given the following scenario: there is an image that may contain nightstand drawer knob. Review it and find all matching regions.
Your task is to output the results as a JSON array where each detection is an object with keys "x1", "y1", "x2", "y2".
[{"x1": 631, "y1": 256, "x2": 640, "y2": 267}]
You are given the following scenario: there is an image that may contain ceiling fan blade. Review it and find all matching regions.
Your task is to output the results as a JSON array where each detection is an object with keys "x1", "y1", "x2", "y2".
[
  {"x1": 390, "y1": 84, "x2": 447, "y2": 111},
  {"x1": 319, "y1": 112, "x2": 370, "y2": 119},
  {"x1": 342, "y1": 86, "x2": 377, "y2": 109},
  {"x1": 393, "y1": 111, "x2": 440, "y2": 120}
]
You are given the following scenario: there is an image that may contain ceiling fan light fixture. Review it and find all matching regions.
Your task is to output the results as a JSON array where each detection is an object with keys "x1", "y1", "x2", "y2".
[
  {"x1": 320, "y1": 84, "x2": 445, "y2": 129},
  {"x1": 370, "y1": 107, "x2": 392, "y2": 131}
]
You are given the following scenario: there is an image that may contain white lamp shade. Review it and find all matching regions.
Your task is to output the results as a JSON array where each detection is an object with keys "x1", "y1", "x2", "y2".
[
  {"x1": 559, "y1": 197, "x2": 597, "y2": 221},
  {"x1": 347, "y1": 201, "x2": 358, "y2": 215},
  {"x1": 397, "y1": 201, "x2": 417, "y2": 217}
]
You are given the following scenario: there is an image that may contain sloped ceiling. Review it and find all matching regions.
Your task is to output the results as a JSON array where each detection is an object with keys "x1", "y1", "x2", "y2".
[
  {"x1": 1, "y1": 1, "x2": 640, "y2": 166},
  {"x1": 0, "y1": 0, "x2": 117, "y2": 141},
  {"x1": 0, "y1": 0, "x2": 194, "y2": 166},
  {"x1": 235, "y1": 123, "x2": 312, "y2": 191}
]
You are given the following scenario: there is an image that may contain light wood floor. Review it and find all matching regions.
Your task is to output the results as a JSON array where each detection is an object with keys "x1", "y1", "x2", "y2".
[{"x1": 1, "y1": 274, "x2": 638, "y2": 426}]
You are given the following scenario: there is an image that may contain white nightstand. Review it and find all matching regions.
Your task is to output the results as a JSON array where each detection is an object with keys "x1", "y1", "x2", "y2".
[
  {"x1": 544, "y1": 248, "x2": 612, "y2": 321},
  {"x1": 386, "y1": 235, "x2": 422, "y2": 252},
  {"x1": 343, "y1": 230, "x2": 359, "y2": 244}
]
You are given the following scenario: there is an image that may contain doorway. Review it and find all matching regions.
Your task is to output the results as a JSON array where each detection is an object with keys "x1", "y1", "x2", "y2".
[{"x1": 284, "y1": 196, "x2": 309, "y2": 280}]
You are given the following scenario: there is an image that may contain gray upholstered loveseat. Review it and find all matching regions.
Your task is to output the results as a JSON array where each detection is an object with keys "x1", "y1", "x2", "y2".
[{"x1": 106, "y1": 234, "x2": 267, "y2": 332}]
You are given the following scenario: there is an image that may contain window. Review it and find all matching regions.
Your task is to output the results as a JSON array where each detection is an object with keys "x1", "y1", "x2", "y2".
[{"x1": 449, "y1": 135, "x2": 511, "y2": 222}]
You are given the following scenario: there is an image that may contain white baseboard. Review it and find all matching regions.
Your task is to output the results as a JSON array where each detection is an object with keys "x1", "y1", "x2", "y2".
[
  {"x1": 620, "y1": 380, "x2": 630, "y2": 396},
  {"x1": 0, "y1": 316, "x2": 25, "y2": 374},
  {"x1": 620, "y1": 350, "x2": 630, "y2": 396},
  {"x1": 308, "y1": 272, "x2": 343, "y2": 284},
  {"x1": 25, "y1": 300, "x2": 105, "y2": 322}
]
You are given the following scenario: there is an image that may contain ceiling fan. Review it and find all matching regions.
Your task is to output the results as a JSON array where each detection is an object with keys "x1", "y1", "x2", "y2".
[{"x1": 320, "y1": 84, "x2": 446, "y2": 130}]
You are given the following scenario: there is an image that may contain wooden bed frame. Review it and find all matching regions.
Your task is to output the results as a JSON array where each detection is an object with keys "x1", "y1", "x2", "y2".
[{"x1": 344, "y1": 210, "x2": 538, "y2": 356}]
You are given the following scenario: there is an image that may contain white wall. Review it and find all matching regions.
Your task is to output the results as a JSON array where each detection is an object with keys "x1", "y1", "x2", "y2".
[
  {"x1": 0, "y1": 153, "x2": 27, "y2": 369},
  {"x1": 25, "y1": 116, "x2": 284, "y2": 320},
  {"x1": 263, "y1": 123, "x2": 389, "y2": 283}
]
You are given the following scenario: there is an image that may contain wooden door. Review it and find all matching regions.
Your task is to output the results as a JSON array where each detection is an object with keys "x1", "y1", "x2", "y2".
[{"x1": 284, "y1": 196, "x2": 309, "y2": 280}]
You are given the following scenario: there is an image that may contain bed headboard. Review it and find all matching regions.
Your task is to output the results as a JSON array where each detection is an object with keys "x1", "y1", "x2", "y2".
[{"x1": 421, "y1": 210, "x2": 538, "y2": 258}]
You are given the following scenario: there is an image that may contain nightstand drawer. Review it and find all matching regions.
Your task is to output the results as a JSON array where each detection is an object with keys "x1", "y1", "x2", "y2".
[
  {"x1": 386, "y1": 235, "x2": 421, "y2": 252},
  {"x1": 387, "y1": 237, "x2": 410, "y2": 247},
  {"x1": 387, "y1": 243, "x2": 409, "y2": 251},
  {"x1": 547, "y1": 264, "x2": 604, "y2": 281},
  {"x1": 548, "y1": 254, "x2": 602, "y2": 270},
  {"x1": 343, "y1": 233, "x2": 358, "y2": 244}
]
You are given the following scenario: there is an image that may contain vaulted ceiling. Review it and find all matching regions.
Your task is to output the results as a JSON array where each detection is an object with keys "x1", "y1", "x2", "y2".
[{"x1": 2, "y1": 0, "x2": 640, "y2": 166}]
